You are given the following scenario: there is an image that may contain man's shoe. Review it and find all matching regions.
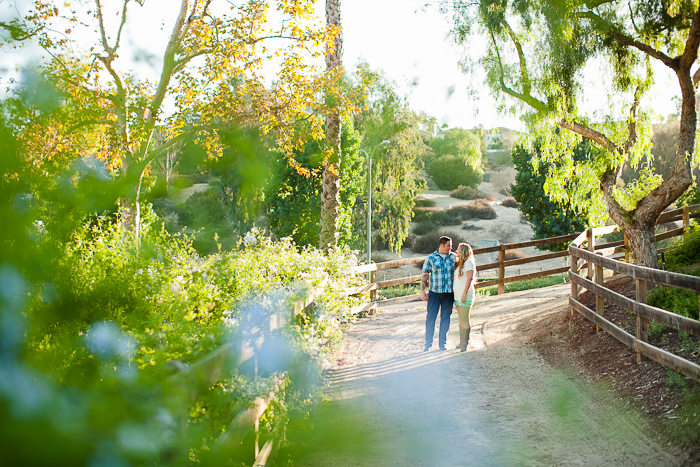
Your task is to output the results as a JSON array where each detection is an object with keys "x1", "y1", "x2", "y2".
[
  {"x1": 438, "y1": 346, "x2": 447, "y2": 351},
  {"x1": 423, "y1": 345, "x2": 431, "y2": 352}
]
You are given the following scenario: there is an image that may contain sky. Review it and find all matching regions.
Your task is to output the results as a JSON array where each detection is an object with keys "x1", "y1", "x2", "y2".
[{"x1": 0, "y1": 0, "x2": 682, "y2": 133}]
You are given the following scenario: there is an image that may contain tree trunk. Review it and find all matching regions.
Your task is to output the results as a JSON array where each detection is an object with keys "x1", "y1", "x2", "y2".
[{"x1": 319, "y1": 0, "x2": 343, "y2": 251}]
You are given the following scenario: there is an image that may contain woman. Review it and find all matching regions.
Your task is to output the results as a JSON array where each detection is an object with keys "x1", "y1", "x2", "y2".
[{"x1": 453, "y1": 243, "x2": 477, "y2": 352}]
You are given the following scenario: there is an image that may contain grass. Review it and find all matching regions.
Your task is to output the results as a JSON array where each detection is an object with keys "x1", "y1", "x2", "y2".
[
  {"x1": 376, "y1": 273, "x2": 570, "y2": 301},
  {"x1": 478, "y1": 273, "x2": 570, "y2": 296},
  {"x1": 378, "y1": 283, "x2": 421, "y2": 300}
]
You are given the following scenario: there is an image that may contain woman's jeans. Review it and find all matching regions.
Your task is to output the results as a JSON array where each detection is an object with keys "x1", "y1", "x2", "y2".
[{"x1": 425, "y1": 291, "x2": 454, "y2": 349}]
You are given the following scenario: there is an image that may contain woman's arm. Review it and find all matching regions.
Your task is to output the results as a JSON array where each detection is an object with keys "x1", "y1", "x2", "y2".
[{"x1": 461, "y1": 270, "x2": 474, "y2": 301}]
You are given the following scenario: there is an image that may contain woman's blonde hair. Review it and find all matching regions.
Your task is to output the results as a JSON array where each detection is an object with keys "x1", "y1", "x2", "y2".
[{"x1": 455, "y1": 243, "x2": 475, "y2": 277}]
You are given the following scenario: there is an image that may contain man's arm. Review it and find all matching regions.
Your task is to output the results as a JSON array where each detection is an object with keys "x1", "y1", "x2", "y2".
[{"x1": 420, "y1": 272, "x2": 429, "y2": 301}]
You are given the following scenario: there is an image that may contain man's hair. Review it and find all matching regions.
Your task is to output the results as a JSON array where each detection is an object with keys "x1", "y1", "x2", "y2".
[{"x1": 439, "y1": 236, "x2": 452, "y2": 247}]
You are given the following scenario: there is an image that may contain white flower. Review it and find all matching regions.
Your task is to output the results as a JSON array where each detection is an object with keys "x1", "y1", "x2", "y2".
[{"x1": 243, "y1": 234, "x2": 257, "y2": 245}]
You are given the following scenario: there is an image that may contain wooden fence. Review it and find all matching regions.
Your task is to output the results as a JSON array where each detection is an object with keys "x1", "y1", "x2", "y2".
[
  {"x1": 165, "y1": 281, "x2": 326, "y2": 466},
  {"x1": 569, "y1": 204, "x2": 700, "y2": 382}
]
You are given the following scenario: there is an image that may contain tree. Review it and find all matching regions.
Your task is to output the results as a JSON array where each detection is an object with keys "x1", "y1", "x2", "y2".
[
  {"x1": 351, "y1": 66, "x2": 429, "y2": 253},
  {"x1": 10, "y1": 0, "x2": 330, "y2": 239},
  {"x1": 266, "y1": 120, "x2": 362, "y2": 248},
  {"x1": 445, "y1": 0, "x2": 700, "y2": 267},
  {"x1": 511, "y1": 139, "x2": 601, "y2": 251},
  {"x1": 320, "y1": 0, "x2": 344, "y2": 251},
  {"x1": 427, "y1": 127, "x2": 485, "y2": 190}
]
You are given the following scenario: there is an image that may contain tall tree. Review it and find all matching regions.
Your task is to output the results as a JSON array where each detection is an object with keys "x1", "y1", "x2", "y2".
[
  {"x1": 445, "y1": 0, "x2": 700, "y2": 267},
  {"x1": 9, "y1": 0, "x2": 329, "y2": 238},
  {"x1": 320, "y1": 0, "x2": 343, "y2": 251},
  {"x1": 351, "y1": 66, "x2": 429, "y2": 253}
]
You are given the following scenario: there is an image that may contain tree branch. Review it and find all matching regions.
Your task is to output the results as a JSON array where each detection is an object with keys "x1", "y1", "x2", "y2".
[{"x1": 577, "y1": 11, "x2": 678, "y2": 70}]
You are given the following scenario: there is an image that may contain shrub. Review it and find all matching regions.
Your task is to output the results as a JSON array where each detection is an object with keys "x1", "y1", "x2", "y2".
[
  {"x1": 177, "y1": 189, "x2": 228, "y2": 228},
  {"x1": 447, "y1": 200, "x2": 497, "y2": 221},
  {"x1": 490, "y1": 224, "x2": 519, "y2": 244},
  {"x1": 482, "y1": 171, "x2": 493, "y2": 182},
  {"x1": 414, "y1": 198, "x2": 436, "y2": 208},
  {"x1": 450, "y1": 185, "x2": 496, "y2": 201},
  {"x1": 462, "y1": 224, "x2": 484, "y2": 231},
  {"x1": 412, "y1": 207, "x2": 441, "y2": 223},
  {"x1": 504, "y1": 249, "x2": 527, "y2": 260},
  {"x1": 412, "y1": 208, "x2": 462, "y2": 227},
  {"x1": 666, "y1": 226, "x2": 700, "y2": 269},
  {"x1": 413, "y1": 222, "x2": 436, "y2": 236},
  {"x1": 648, "y1": 286, "x2": 699, "y2": 320},
  {"x1": 426, "y1": 154, "x2": 483, "y2": 191},
  {"x1": 501, "y1": 197, "x2": 519, "y2": 208},
  {"x1": 412, "y1": 230, "x2": 467, "y2": 254},
  {"x1": 491, "y1": 167, "x2": 516, "y2": 195},
  {"x1": 488, "y1": 150, "x2": 512, "y2": 167}
]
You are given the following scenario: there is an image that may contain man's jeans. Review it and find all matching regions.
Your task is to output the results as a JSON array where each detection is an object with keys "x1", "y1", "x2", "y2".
[{"x1": 425, "y1": 291, "x2": 454, "y2": 349}]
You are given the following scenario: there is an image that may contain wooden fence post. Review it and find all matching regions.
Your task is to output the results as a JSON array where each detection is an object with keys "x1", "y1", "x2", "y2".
[
  {"x1": 636, "y1": 278, "x2": 648, "y2": 363},
  {"x1": 369, "y1": 270, "x2": 377, "y2": 314},
  {"x1": 587, "y1": 228, "x2": 595, "y2": 280},
  {"x1": 498, "y1": 248, "x2": 505, "y2": 295},
  {"x1": 683, "y1": 206, "x2": 690, "y2": 235},
  {"x1": 570, "y1": 253, "x2": 578, "y2": 317},
  {"x1": 595, "y1": 263, "x2": 604, "y2": 333},
  {"x1": 624, "y1": 233, "x2": 630, "y2": 263}
]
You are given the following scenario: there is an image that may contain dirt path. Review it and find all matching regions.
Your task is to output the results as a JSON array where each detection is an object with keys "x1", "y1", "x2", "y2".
[{"x1": 295, "y1": 284, "x2": 685, "y2": 466}]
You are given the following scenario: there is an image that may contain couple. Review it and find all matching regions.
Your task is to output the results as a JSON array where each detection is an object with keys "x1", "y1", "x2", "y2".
[{"x1": 420, "y1": 236, "x2": 476, "y2": 352}]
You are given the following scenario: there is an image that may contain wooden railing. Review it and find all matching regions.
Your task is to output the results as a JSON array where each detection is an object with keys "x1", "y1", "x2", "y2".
[
  {"x1": 348, "y1": 233, "x2": 585, "y2": 313},
  {"x1": 348, "y1": 205, "x2": 700, "y2": 313},
  {"x1": 569, "y1": 204, "x2": 700, "y2": 382},
  {"x1": 165, "y1": 282, "x2": 326, "y2": 466}
]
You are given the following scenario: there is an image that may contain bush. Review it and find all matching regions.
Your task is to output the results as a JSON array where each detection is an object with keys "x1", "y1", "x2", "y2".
[
  {"x1": 462, "y1": 224, "x2": 484, "y2": 231},
  {"x1": 501, "y1": 197, "x2": 519, "y2": 208},
  {"x1": 414, "y1": 198, "x2": 436, "y2": 208},
  {"x1": 491, "y1": 167, "x2": 516, "y2": 195},
  {"x1": 447, "y1": 200, "x2": 497, "y2": 221},
  {"x1": 413, "y1": 222, "x2": 436, "y2": 236},
  {"x1": 490, "y1": 224, "x2": 519, "y2": 244},
  {"x1": 426, "y1": 154, "x2": 483, "y2": 191},
  {"x1": 412, "y1": 207, "x2": 441, "y2": 223},
  {"x1": 412, "y1": 230, "x2": 467, "y2": 254},
  {"x1": 450, "y1": 185, "x2": 496, "y2": 201},
  {"x1": 648, "y1": 286, "x2": 699, "y2": 320},
  {"x1": 482, "y1": 171, "x2": 493, "y2": 182},
  {"x1": 666, "y1": 226, "x2": 700, "y2": 269},
  {"x1": 412, "y1": 208, "x2": 462, "y2": 227},
  {"x1": 177, "y1": 189, "x2": 228, "y2": 228},
  {"x1": 504, "y1": 249, "x2": 527, "y2": 260}
]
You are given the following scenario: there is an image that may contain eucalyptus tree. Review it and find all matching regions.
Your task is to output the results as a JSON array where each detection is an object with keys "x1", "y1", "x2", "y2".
[
  {"x1": 320, "y1": 0, "x2": 344, "y2": 251},
  {"x1": 444, "y1": 0, "x2": 700, "y2": 267},
  {"x1": 7, "y1": 0, "x2": 330, "y2": 239}
]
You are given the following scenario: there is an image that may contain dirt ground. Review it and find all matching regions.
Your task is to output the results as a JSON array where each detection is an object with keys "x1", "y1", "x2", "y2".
[{"x1": 288, "y1": 284, "x2": 697, "y2": 466}]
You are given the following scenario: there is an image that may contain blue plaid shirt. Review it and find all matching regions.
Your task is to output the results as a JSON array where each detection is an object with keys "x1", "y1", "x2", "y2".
[{"x1": 422, "y1": 250, "x2": 457, "y2": 293}]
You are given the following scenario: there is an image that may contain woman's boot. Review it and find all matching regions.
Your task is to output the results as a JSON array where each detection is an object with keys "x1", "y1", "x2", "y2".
[{"x1": 460, "y1": 327, "x2": 469, "y2": 352}]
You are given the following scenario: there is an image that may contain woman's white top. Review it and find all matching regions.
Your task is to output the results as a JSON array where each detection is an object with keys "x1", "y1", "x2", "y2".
[{"x1": 453, "y1": 258, "x2": 477, "y2": 297}]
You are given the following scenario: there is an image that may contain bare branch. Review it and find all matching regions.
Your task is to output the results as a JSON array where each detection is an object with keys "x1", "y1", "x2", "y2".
[
  {"x1": 558, "y1": 120, "x2": 617, "y2": 153},
  {"x1": 500, "y1": 19, "x2": 531, "y2": 96}
]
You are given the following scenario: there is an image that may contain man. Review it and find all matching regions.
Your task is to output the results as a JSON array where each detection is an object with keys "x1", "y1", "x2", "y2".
[{"x1": 420, "y1": 236, "x2": 457, "y2": 351}]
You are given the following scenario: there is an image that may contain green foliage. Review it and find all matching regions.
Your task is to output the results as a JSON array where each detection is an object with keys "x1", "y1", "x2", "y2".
[
  {"x1": 446, "y1": 200, "x2": 497, "y2": 221},
  {"x1": 665, "y1": 226, "x2": 700, "y2": 270},
  {"x1": 177, "y1": 189, "x2": 229, "y2": 229},
  {"x1": 478, "y1": 273, "x2": 570, "y2": 296},
  {"x1": 412, "y1": 231, "x2": 467, "y2": 254},
  {"x1": 427, "y1": 154, "x2": 484, "y2": 190},
  {"x1": 450, "y1": 185, "x2": 495, "y2": 201},
  {"x1": 415, "y1": 198, "x2": 436, "y2": 207},
  {"x1": 266, "y1": 120, "x2": 363, "y2": 249},
  {"x1": 511, "y1": 140, "x2": 597, "y2": 251},
  {"x1": 352, "y1": 64, "x2": 429, "y2": 252}
]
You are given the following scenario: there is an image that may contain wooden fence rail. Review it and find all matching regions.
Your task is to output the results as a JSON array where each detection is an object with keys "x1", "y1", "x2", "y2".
[{"x1": 568, "y1": 204, "x2": 700, "y2": 381}]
